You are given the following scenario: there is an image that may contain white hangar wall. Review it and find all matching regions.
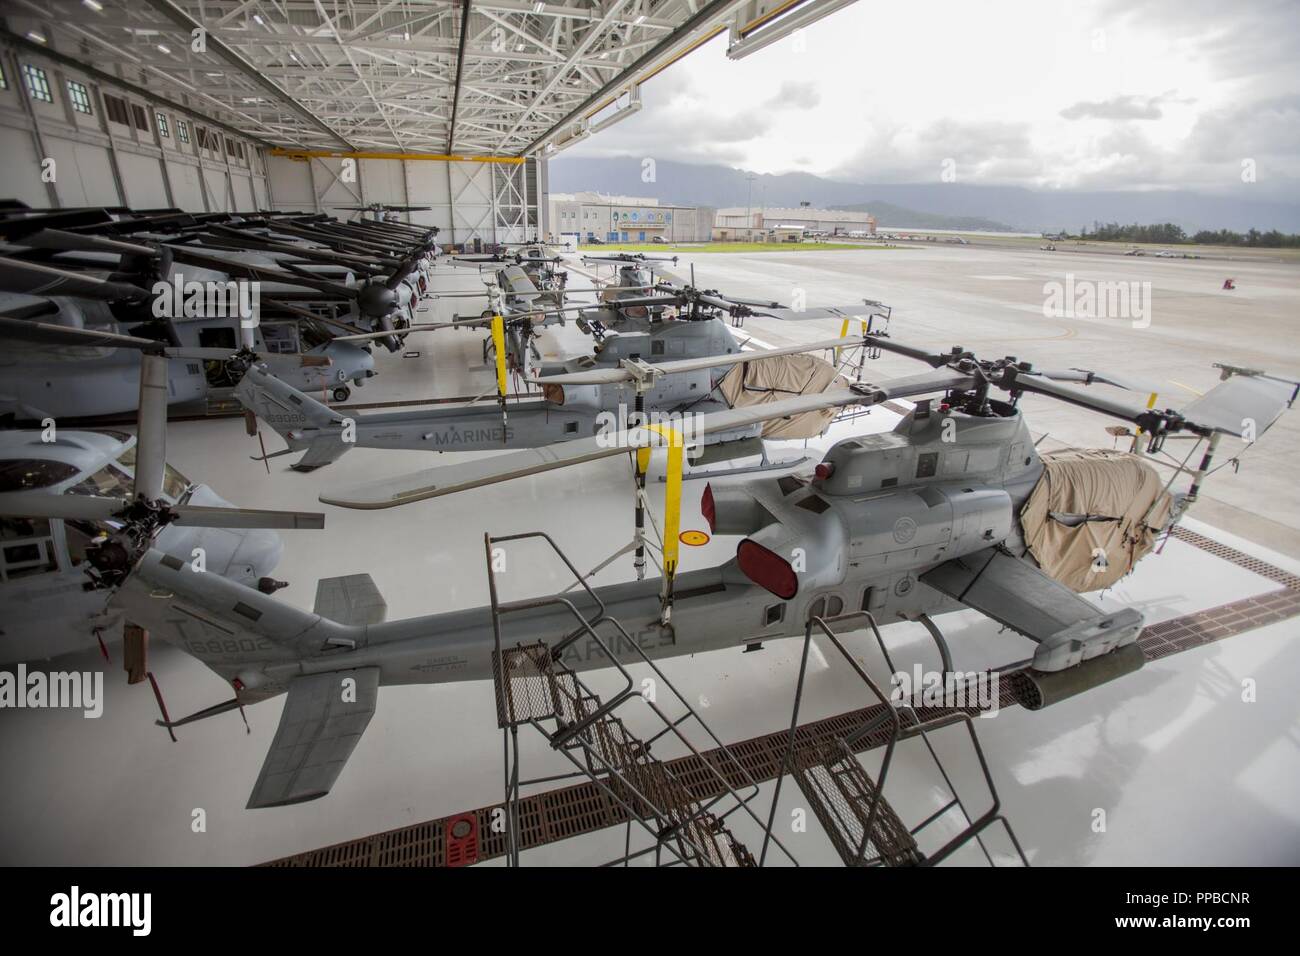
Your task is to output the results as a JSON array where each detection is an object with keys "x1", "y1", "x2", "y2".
[
  {"x1": 263, "y1": 153, "x2": 546, "y2": 247},
  {"x1": 0, "y1": 32, "x2": 546, "y2": 247},
  {"x1": 0, "y1": 36, "x2": 269, "y2": 215}
]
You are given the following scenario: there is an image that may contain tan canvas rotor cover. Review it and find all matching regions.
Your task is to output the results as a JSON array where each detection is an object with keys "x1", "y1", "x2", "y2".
[
  {"x1": 717, "y1": 352, "x2": 839, "y2": 438},
  {"x1": 1020, "y1": 448, "x2": 1173, "y2": 592}
]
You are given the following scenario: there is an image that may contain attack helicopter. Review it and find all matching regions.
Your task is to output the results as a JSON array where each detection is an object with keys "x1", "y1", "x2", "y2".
[
  {"x1": 52, "y1": 328, "x2": 1296, "y2": 810},
  {"x1": 234, "y1": 275, "x2": 883, "y2": 471}
]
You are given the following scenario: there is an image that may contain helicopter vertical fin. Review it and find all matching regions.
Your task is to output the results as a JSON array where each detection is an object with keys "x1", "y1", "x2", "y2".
[
  {"x1": 234, "y1": 364, "x2": 352, "y2": 469},
  {"x1": 245, "y1": 667, "x2": 380, "y2": 809},
  {"x1": 313, "y1": 574, "x2": 388, "y2": 626}
]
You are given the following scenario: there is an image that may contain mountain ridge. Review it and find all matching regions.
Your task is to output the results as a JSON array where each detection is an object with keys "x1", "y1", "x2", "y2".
[{"x1": 548, "y1": 156, "x2": 1300, "y2": 234}]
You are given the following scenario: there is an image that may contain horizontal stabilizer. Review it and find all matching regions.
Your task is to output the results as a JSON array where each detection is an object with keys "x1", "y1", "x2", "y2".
[
  {"x1": 313, "y1": 574, "x2": 387, "y2": 626},
  {"x1": 921, "y1": 548, "x2": 1143, "y2": 671},
  {"x1": 246, "y1": 667, "x2": 380, "y2": 809}
]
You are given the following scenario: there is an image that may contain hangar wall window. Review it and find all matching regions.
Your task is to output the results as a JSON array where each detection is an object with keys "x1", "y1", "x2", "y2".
[
  {"x1": 156, "y1": 111, "x2": 169, "y2": 137},
  {"x1": 22, "y1": 64, "x2": 52, "y2": 102},
  {"x1": 0, "y1": 64, "x2": 7, "y2": 89},
  {"x1": 103, "y1": 93, "x2": 130, "y2": 126},
  {"x1": 131, "y1": 103, "x2": 150, "y2": 133},
  {"x1": 176, "y1": 120, "x2": 190, "y2": 144},
  {"x1": 67, "y1": 80, "x2": 92, "y2": 114}
]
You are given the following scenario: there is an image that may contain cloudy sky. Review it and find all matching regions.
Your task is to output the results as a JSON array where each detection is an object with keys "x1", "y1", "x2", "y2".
[{"x1": 563, "y1": 0, "x2": 1299, "y2": 199}]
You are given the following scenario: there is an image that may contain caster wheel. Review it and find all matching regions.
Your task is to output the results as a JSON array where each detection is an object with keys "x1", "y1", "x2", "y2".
[{"x1": 331, "y1": 386, "x2": 351, "y2": 403}]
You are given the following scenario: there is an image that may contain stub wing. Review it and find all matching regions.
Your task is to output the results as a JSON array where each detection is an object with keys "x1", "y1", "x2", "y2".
[
  {"x1": 246, "y1": 667, "x2": 380, "y2": 809},
  {"x1": 921, "y1": 547, "x2": 1143, "y2": 672}
]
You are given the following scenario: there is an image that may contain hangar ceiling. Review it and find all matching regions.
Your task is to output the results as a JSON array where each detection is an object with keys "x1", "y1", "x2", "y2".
[{"x1": 3, "y1": 0, "x2": 849, "y2": 157}]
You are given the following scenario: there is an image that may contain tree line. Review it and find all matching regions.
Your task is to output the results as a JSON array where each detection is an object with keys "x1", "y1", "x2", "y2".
[{"x1": 1072, "y1": 222, "x2": 1300, "y2": 247}]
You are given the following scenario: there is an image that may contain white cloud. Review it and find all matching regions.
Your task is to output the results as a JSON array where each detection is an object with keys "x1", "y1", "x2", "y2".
[{"x1": 561, "y1": 0, "x2": 1300, "y2": 199}]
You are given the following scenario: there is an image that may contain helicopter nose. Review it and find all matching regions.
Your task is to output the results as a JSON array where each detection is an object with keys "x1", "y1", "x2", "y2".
[{"x1": 322, "y1": 340, "x2": 376, "y2": 380}]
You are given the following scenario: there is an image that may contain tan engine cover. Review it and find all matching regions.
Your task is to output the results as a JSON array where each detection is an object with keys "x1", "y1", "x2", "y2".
[{"x1": 1020, "y1": 448, "x2": 1173, "y2": 592}]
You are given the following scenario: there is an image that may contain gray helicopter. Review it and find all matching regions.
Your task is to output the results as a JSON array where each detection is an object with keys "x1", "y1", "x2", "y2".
[
  {"x1": 0, "y1": 229, "x2": 402, "y2": 417},
  {"x1": 60, "y1": 331, "x2": 1296, "y2": 810},
  {"x1": 0, "y1": 323, "x2": 326, "y2": 671},
  {"x1": 234, "y1": 279, "x2": 880, "y2": 471}
]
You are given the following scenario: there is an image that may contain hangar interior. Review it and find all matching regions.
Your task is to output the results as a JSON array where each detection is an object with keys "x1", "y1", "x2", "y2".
[{"x1": 0, "y1": 0, "x2": 1297, "y2": 870}]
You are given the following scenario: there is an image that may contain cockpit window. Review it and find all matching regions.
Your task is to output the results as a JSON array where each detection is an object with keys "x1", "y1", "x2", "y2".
[
  {"x1": 162, "y1": 464, "x2": 190, "y2": 500},
  {"x1": 112, "y1": 447, "x2": 191, "y2": 500},
  {"x1": 0, "y1": 460, "x2": 80, "y2": 492},
  {"x1": 68, "y1": 464, "x2": 134, "y2": 498},
  {"x1": 261, "y1": 321, "x2": 301, "y2": 355}
]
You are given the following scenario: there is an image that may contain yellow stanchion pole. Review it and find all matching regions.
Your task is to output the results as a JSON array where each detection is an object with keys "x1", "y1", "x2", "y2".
[
  {"x1": 637, "y1": 423, "x2": 683, "y2": 620},
  {"x1": 491, "y1": 315, "x2": 509, "y2": 441}
]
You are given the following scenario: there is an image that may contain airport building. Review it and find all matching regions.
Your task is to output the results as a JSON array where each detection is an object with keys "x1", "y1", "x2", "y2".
[
  {"x1": 713, "y1": 205, "x2": 877, "y2": 241},
  {"x1": 548, "y1": 191, "x2": 714, "y2": 243}
]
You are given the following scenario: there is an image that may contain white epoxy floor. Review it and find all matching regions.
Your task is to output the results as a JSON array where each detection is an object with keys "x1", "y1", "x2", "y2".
[{"x1": 1, "y1": 249, "x2": 1297, "y2": 867}]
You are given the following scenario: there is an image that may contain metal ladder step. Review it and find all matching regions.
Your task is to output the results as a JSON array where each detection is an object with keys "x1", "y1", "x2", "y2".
[{"x1": 793, "y1": 741, "x2": 923, "y2": 867}]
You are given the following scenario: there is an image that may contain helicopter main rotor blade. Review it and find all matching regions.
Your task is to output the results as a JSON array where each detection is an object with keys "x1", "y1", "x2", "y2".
[
  {"x1": 0, "y1": 492, "x2": 129, "y2": 522},
  {"x1": 320, "y1": 367, "x2": 974, "y2": 510},
  {"x1": 165, "y1": 245, "x2": 356, "y2": 299},
  {"x1": 0, "y1": 315, "x2": 234, "y2": 360},
  {"x1": 133, "y1": 353, "x2": 169, "y2": 501},
  {"x1": 742, "y1": 302, "x2": 883, "y2": 322},
  {"x1": 21, "y1": 228, "x2": 158, "y2": 258},
  {"x1": 169, "y1": 505, "x2": 325, "y2": 530},
  {"x1": 0, "y1": 256, "x2": 149, "y2": 301},
  {"x1": 330, "y1": 321, "x2": 462, "y2": 342},
  {"x1": 530, "y1": 337, "x2": 855, "y2": 386}
]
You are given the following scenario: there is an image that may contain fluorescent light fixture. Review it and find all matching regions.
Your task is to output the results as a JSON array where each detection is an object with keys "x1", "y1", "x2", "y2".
[
  {"x1": 533, "y1": 2, "x2": 544, "y2": 12},
  {"x1": 633, "y1": 14, "x2": 646, "y2": 25},
  {"x1": 157, "y1": 44, "x2": 170, "y2": 54},
  {"x1": 27, "y1": 32, "x2": 46, "y2": 43},
  {"x1": 253, "y1": 13, "x2": 265, "y2": 26},
  {"x1": 83, "y1": 0, "x2": 104, "y2": 11}
]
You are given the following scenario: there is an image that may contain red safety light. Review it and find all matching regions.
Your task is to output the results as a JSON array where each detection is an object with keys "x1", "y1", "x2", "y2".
[
  {"x1": 814, "y1": 462, "x2": 834, "y2": 481},
  {"x1": 737, "y1": 539, "x2": 798, "y2": 599},
  {"x1": 701, "y1": 483, "x2": 716, "y2": 532}
]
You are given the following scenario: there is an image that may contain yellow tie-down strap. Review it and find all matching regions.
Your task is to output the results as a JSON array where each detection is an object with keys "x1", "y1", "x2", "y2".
[
  {"x1": 491, "y1": 315, "x2": 508, "y2": 397},
  {"x1": 636, "y1": 423, "x2": 683, "y2": 578},
  {"x1": 838, "y1": 316, "x2": 870, "y2": 363}
]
